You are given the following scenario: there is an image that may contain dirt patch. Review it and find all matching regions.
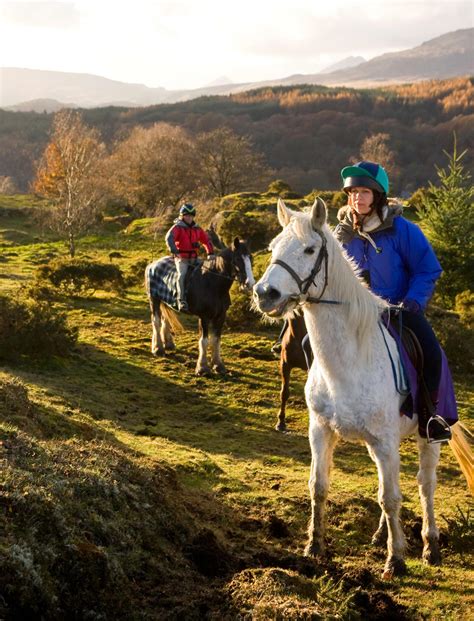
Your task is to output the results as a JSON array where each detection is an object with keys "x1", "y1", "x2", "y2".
[
  {"x1": 184, "y1": 529, "x2": 234, "y2": 578},
  {"x1": 353, "y1": 589, "x2": 411, "y2": 620},
  {"x1": 267, "y1": 514, "x2": 291, "y2": 539}
]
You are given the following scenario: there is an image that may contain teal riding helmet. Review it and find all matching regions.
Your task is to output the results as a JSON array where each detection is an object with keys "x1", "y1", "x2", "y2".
[{"x1": 341, "y1": 161, "x2": 389, "y2": 195}]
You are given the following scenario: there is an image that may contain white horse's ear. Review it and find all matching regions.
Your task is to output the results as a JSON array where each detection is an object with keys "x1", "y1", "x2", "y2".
[
  {"x1": 277, "y1": 198, "x2": 293, "y2": 228},
  {"x1": 311, "y1": 197, "x2": 327, "y2": 231}
]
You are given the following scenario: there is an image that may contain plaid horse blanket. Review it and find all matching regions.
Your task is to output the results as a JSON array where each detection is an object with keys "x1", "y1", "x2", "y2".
[{"x1": 146, "y1": 256, "x2": 201, "y2": 311}]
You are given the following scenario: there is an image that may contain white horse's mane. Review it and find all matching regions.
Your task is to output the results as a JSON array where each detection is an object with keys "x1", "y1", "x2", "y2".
[{"x1": 275, "y1": 210, "x2": 388, "y2": 360}]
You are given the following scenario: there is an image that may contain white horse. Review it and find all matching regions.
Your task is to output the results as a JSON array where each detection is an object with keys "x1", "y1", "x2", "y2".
[{"x1": 253, "y1": 197, "x2": 473, "y2": 579}]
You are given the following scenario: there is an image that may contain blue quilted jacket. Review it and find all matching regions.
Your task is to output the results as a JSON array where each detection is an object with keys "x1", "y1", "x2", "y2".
[{"x1": 335, "y1": 205, "x2": 442, "y2": 310}]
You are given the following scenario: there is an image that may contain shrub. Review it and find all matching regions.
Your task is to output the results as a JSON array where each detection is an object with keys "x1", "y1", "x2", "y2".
[
  {"x1": 226, "y1": 286, "x2": 261, "y2": 327},
  {"x1": 407, "y1": 186, "x2": 433, "y2": 212},
  {"x1": 36, "y1": 258, "x2": 125, "y2": 296},
  {"x1": 442, "y1": 505, "x2": 474, "y2": 560},
  {"x1": 267, "y1": 179, "x2": 293, "y2": 195},
  {"x1": 305, "y1": 190, "x2": 347, "y2": 211},
  {"x1": 0, "y1": 295, "x2": 78, "y2": 360},
  {"x1": 125, "y1": 257, "x2": 150, "y2": 287},
  {"x1": 454, "y1": 290, "x2": 473, "y2": 329},
  {"x1": 216, "y1": 210, "x2": 279, "y2": 249},
  {"x1": 0, "y1": 377, "x2": 32, "y2": 416},
  {"x1": 266, "y1": 179, "x2": 302, "y2": 199},
  {"x1": 417, "y1": 141, "x2": 474, "y2": 307},
  {"x1": 428, "y1": 305, "x2": 474, "y2": 374}
]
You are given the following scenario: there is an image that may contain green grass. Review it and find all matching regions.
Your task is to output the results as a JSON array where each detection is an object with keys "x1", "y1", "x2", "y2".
[{"x1": 0, "y1": 196, "x2": 473, "y2": 620}]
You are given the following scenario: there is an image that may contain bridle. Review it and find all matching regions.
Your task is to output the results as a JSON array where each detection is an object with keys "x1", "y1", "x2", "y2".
[
  {"x1": 271, "y1": 231, "x2": 341, "y2": 306},
  {"x1": 201, "y1": 250, "x2": 250, "y2": 287}
]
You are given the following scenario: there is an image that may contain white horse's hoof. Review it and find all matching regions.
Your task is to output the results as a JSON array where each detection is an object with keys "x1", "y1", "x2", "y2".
[
  {"x1": 422, "y1": 540, "x2": 441, "y2": 565},
  {"x1": 304, "y1": 541, "x2": 325, "y2": 558},
  {"x1": 152, "y1": 348, "x2": 165, "y2": 356},
  {"x1": 382, "y1": 556, "x2": 406, "y2": 580},
  {"x1": 196, "y1": 366, "x2": 211, "y2": 376}
]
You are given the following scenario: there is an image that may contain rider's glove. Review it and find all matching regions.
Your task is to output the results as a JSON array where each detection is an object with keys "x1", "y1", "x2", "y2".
[
  {"x1": 207, "y1": 254, "x2": 216, "y2": 260},
  {"x1": 401, "y1": 299, "x2": 421, "y2": 314}
]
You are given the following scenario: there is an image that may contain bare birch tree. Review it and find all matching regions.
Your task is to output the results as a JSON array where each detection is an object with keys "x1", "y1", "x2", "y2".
[{"x1": 34, "y1": 110, "x2": 105, "y2": 257}]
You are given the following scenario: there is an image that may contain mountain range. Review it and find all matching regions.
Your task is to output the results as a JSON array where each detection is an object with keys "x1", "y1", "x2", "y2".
[{"x1": 1, "y1": 28, "x2": 472, "y2": 111}]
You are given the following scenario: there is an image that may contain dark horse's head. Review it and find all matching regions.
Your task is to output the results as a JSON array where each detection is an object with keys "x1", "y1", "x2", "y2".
[
  {"x1": 212, "y1": 237, "x2": 254, "y2": 291},
  {"x1": 230, "y1": 237, "x2": 255, "y2": 291}
]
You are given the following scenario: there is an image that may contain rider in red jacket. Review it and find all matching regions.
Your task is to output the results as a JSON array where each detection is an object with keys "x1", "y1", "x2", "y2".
[{"x1": 165, "y1": 203, "x2": 214, "y2": 311}]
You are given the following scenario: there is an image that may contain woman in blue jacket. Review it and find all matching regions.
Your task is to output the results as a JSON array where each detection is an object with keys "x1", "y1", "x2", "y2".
[{"x1": 335, "y1": 160, "x2": 451, "y2": 442}]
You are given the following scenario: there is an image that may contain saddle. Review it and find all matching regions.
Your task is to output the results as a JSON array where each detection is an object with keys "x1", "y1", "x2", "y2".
[
  {"x1": 387, "y1": 316, "x2": 451, "y2": 442},
  {"x1": 147, "y1": 256, "x2": 201, "y2": 311}
]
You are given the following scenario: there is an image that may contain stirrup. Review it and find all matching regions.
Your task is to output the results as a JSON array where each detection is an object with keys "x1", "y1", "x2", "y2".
[{"x1": 426, "y1": 415, "x2": 452, "y2": 444}]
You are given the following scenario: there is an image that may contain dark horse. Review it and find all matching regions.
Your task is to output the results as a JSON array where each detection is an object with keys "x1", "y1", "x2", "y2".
[
  {"x1": 276, "y1": 313, "x2": 312, "y2": 432},
  {"x1": 146, "y1": 238, "x2": 255, "y2": 375}
]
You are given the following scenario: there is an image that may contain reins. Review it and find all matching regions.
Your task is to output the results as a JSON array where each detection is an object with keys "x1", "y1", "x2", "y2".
[
  {"x1": 272, "y1": 232, "x2": 342, "y2": 306},
  {"x1": 199, "y1": 254, "x2": 245, "y2": 285}
]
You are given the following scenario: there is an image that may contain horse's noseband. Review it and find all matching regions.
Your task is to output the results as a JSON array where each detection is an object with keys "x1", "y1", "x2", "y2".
[{"x1": 271, "y1": 232, "x2": 339, "y2": 306}]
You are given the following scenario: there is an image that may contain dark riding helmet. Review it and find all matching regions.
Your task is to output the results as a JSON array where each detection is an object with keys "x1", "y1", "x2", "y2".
[
  {"x1": 340, "y1": 161, "x2": 389, "y2": 195},
  {"x1": 179, "y1": 203, "x2": 196, "y2": 217}
]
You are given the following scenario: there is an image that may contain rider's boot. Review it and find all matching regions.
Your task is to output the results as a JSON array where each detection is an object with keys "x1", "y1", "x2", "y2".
[{"x1": 420, "y1": 391, "x2": 452, "y2": 444}]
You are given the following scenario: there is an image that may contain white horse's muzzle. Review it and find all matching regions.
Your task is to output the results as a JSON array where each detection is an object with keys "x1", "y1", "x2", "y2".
[{"x1": 253, "y1": 282, "x2": 294, "y2": 317}]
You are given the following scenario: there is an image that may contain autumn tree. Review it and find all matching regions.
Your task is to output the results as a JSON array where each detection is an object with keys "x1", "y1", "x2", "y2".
[
  {"x1": 106, "y1": 123, "x2": 199, "y2": 216},
  {"x1": 34, "y1": 110, "x2": 105, "y2": 257},
  {"x1": 358, "y1": 132, "x2": 400, "y2": 192},
  {"x1": 195, "y1": 127, "x2": 270, "y2": 198}
]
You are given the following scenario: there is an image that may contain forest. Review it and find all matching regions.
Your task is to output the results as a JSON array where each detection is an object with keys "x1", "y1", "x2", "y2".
[{"x1": 1, "y1": 76, "x2": 473, "y2": 193}]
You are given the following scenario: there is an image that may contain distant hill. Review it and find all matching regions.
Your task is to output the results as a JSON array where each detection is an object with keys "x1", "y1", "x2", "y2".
[
  {"x1": 0, "y1": 28, "x2": 472, "y2": 108},
  {"x1": 5, "y1": 98, "x2": 76, "y2": 113},
  {"x1": 204, "y1": 76, "x2": 233, "y2": 87},
  {"x1": 0, "y1": 68, "x2": 170, "y2": 108},
  {"x1": 320, "y1": 56, "x2": 366, "y2": 74},
  {"x1": 238, "y1": 28, "x2": 474, "y2": 90}
]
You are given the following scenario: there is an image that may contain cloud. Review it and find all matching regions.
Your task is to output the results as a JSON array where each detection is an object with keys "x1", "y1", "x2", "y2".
[
  {"x1": 0, "y1": 1, "x2": 80, "y2": 29},
  {"x1": 232, "y1": 0, "x2": 473, "y2": 61}
]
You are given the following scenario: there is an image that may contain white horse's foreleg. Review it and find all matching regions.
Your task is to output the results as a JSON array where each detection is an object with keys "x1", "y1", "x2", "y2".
[
  {"x1": 371, "y1": 442, "x2": 406, "y2": 578},
  {"x1": 151, "y1": 306, "x2": 165, "y2": 356},
  {"x1": 417, "y1": 435, "x2": 441, "y2": 565},
  {"x1": 305, "y1": 417, "x2": 337, "y2": 557}
]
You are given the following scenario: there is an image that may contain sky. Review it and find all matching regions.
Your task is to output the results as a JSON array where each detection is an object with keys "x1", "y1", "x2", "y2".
[{"x1": 0, "y1": 0, "x2": 472, "y2": 91}]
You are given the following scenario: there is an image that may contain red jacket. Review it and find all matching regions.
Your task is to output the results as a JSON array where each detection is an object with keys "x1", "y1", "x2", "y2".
[{"x1": 165, "y1": 219, "x2": 214, "y2": 259}]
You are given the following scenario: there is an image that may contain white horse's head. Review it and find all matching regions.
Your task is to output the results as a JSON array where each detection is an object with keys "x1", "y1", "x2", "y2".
[{"x1": 253, "y1": 197, "x2": 329, "y2": 318}]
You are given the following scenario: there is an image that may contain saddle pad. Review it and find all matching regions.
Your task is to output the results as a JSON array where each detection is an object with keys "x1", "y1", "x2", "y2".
[
  {"x1": 146, "y1": 256, "x2": 179, "y2": 310},
  {"x1": 385, "y1": 321, "x2": 458, "y2": 425}
]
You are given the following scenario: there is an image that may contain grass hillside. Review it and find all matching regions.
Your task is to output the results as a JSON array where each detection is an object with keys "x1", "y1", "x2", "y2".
[{"x1": 0, "y1": 195, "x2": 473, "y2": 620}]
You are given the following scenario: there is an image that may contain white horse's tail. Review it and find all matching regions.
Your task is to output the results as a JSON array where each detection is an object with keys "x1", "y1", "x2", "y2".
[
  {"x1": 161, "y1": 304, "x2": 185, "y2": 334},
  {"x1": 449, "y1": 422, "x2": 474, "y2": 494}
]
